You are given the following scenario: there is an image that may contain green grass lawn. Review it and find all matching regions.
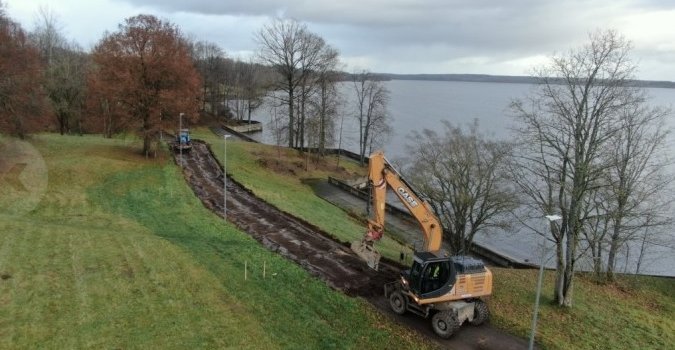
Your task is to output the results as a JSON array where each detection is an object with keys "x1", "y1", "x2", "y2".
[
  {"x1": 0, "y1": 134, "x2": 431, "y2": 349},
  {"x1": 489, "y1": 268, "x2": 674, "y2": 350}
]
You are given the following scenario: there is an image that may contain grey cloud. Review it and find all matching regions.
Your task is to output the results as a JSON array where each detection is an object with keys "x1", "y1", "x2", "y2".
[
  {"x1": 116, "y1": 0, "x2": 598, "y2": 53},
  {"x1": 112, "y1": 0, "x2": 675, "y2": 79},
  {"x1": 116, "y1": 0, "x2": 673, "y2": 29}
]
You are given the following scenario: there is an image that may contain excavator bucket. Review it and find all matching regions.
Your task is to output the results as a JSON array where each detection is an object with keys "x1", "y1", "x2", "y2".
[{"x1": 351, "y1": 240, "x2": 381, "y2": 271}]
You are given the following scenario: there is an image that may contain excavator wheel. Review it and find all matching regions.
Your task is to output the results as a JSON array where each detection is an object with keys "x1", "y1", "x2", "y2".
[
  {"x1": 431, "y1": 311, "x2": 460, "y2": 339},
  {"x1": 470, "y1": 300, "x2": 489, "y2": 326},
  {"x1": 388, "y1": 290, "x2": 407, "y2": 315}
]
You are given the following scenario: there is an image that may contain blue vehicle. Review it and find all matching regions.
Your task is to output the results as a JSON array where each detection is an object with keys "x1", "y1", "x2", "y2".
[{"x1": 172, "y1": 128, "x2": 192, "y2": 152}]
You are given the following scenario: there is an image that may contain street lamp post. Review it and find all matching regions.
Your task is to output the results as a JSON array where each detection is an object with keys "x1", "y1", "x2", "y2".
[
  {"x1": 529, "y1": 214, "x2": 562, "y2": 350},
  {"x1": 223, "y1": 134, "x2": 231, "y2": 219}
]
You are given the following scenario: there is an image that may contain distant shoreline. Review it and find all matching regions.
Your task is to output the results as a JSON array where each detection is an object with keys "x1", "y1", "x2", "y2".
[{"x1": 371, "y1": 73, "x2": 675, "y2": 89}]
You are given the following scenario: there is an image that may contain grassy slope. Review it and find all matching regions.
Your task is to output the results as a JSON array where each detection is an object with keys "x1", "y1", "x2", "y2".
[
  {"x1": 194, "y1": 129, "x2": 675, "y2": 350},
  {"x1": 0, "y1": 134, "x2": 430, "y2": 349},
  {"x1": 192, "y1": 128, "x2": 412, "y2": 261},
  {"x1": 491, "y1": 268, "x2": 674, "y2": 350},
  {"x1": 4, "y1": 131, "x2": 671, "y2": 349}
]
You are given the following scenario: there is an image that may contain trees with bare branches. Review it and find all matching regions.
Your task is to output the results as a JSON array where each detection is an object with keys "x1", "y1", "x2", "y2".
[
  {"x1": 601, "y1": 102, "x2": 673, "y2": 279},
  {"x1": 353, "y1": 71, "x2": 389, "y2": 164},
  {"x1": 0, "y1": 3, "x2": 46, "y2": 137},
  {"x1": 256, "y1": 19, "x2": 306, "y2": 147},
  {"x1": 239, "y1": 59, "x2": 265, "y2": 123},
  {"x1": 403, "y1": 121, "x2": 516, "y2": 253},
  {"x1": 510, "y1": 30, "x2": 672, "y2": 306},
  {"x1": 89, "y1": 15, "x2": 201, "y2": 155},
  {"x1": 191, "y1": 40, "x2": 226, "y2": 114},
  {"x1": 256, "y1": 18, "x2": 335, "y2": 148},
  {"x1": 29, "y1": 6, "x2": 63, "y2": 65},
  {"x1": 45, "y1": 44, "x2": 89, "y2": 135},
  {"x1": 306, "y1": 46, "x2": 340, "y2": 156},
  {"x1": 31, "y1": 8, "x2": 89, "y2": 135}
]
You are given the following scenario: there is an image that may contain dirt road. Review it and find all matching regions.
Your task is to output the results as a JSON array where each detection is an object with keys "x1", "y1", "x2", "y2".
[{"x1": 175, "y1": 141, "x2": 530, "y2": 349}]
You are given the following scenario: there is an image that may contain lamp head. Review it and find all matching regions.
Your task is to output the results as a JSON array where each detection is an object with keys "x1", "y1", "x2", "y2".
[{"x1": 545, "y1": 214, "x2": 562, "y2": 222}]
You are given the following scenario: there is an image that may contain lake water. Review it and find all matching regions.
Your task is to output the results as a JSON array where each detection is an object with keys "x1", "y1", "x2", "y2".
[{"x1": 247, "y1": 80, "x2": 675, "y2": 276}]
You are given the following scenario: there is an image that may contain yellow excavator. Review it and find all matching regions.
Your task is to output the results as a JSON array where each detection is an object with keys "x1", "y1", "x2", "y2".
[{"x1": 351, "y1": 151, "x2": 493, "y2": 338}]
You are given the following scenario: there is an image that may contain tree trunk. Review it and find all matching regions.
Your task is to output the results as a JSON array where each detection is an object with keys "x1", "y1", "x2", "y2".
[
  {"x1": 635, "y1": 230, "x2": 648, "y2": 274},
  {"x1": 247, "y1": 100, "x2": 252, "y2": 124},
  {"x1": 361, "y1": 121, "x2": 370, "y2": 165},
  {"x1": 142, "y1": 112, "x2": 151, "y2": 156},
  {"x1": 319, "y1": 84, "x2": 326, "y2": 156},
  {"x1": 554, "y1": 241, "x2": 565, "y2": 303},
  {"x1": 288, "y1": 84, "x2": 295, "y2": 148},
  {"x1": 594, "y1": 244, "x2": 603, "y2": 278},
  {"x1": 11, "y1": 108, "x2": 25, "y2": 139},
  {"x1": 561, "y1": 269, "x2": 574, "y2": 307},
  {"x1": 606, "y1": 217, "x2": 623, "y2": 281},
  {"x1": 299, "y1": 88, "x2": 306, "y2": 149},
  {"x1": 143, "y1": 135, "x2": 151, "y2": 157},
  {"x1": 76, "y1": 112, "x2": 82, "y2": 136},
  {"x1": 358, "y1": 105, "x2": 365, "y2": 164},
  {"x1": 58, "y1": 113, "x2": 66, "y2": 135},
  {"x1": 558, "y1": 218, "x2": 578, "y2": 307}
]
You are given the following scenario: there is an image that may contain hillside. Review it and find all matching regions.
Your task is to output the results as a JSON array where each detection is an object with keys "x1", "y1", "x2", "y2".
[
  {"x1": 0, "y1": 134, "x2": 431, "y2": 349},
  {"x1": 1, "y1": 132, "x2": 673, "y2": 349}
]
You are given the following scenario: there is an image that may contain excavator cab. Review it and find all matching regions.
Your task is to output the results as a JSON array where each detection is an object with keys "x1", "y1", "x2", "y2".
[{"x1": 404, "y1": 252, "x2": 456, "y2": 298}]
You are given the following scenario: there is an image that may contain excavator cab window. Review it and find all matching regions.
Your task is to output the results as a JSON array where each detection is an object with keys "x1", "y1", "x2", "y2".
[
  {"x1": 407, "y1": 256, "x2": 455, "y2": 298},
  {"x1": 420, "y1": 261, "x2": 452, "y2": 296},
  {"x1": 408, "y1": 260, "x2": 423, "y2": 287}
]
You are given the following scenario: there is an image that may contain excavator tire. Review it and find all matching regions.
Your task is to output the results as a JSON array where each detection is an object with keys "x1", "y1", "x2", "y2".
[
  {"x1": 470, "y1": 300, "x2": 489, "y2": 326},
  {"x1": 388, "y1": 290, "x2": 407, "y2": 315},
  {"x1": 431, "y1": 310, "x2": 460, "y2": 339}
]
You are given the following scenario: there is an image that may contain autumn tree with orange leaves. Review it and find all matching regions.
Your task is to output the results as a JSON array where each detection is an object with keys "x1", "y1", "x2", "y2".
[
  {"x1": 89, "y1": 14, "x2": 200, "y2": 155},
  {"x1": 0, "y1": 2, "x2": 47, "y2": 138}
]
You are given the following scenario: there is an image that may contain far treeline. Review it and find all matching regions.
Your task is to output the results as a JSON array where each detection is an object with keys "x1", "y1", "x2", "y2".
[
  {"x1": 373, "y1": 73, "x2": 675, "y2": 89},
  {"x1": 1, "y1": 1, "x2": 673, "y2": 310}
]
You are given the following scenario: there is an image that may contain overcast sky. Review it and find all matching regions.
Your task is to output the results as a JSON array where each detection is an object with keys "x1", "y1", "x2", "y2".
[{"x1": 4, "y1": 0, "x2": 675, "y2": 81}]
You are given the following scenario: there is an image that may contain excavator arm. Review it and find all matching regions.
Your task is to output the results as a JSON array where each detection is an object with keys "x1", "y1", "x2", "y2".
[{"x1": 352, "y1": 151, "x2": 443, "y2": 270}]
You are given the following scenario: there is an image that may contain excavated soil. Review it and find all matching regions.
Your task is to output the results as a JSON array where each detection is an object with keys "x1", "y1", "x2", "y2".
[
  {"x1": 177, "y1": 142, "x2": 400, "y2": 297},
  {"x1": 175, "y1": 141, "x2": 531, "y2": 350}
]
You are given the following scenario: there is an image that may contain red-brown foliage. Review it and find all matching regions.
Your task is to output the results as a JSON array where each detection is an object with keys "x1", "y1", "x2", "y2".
[
  {"x1": 88, "y1": 14, "x2": 201, "y2": 155},
  {"x1": 0, "y1": 8, "x2": 48, "y2": 137}
]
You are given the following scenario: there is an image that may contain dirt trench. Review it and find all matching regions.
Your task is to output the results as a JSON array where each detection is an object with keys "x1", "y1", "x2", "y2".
[
  {"x1": 177, "y1": 142, "x2": 400, "y2": 297},
  {"x1": 175, "y1": 141, "x2": 530, "y2": 350}
]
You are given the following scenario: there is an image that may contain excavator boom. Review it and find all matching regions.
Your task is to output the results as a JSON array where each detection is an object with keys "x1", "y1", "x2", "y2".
[{"x1": 352, "y1": 151, "x2": 443, "y2": 270}]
